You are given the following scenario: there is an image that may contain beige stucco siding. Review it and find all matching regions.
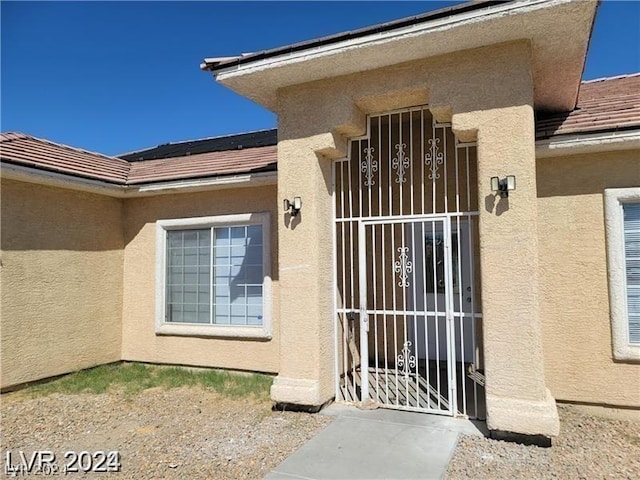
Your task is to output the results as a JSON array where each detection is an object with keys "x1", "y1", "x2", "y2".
[
  {"x1": 537, "y1": 149, "x2": 640, "y2": 407},
  {"x1": 0, "y1": 178, "x2": 124, "y2": 389},
  {"x1": 121, "y1": 186, "x2": 279, "y2": 373},
  {"x1": 271, "y1": 40, "x2": 560, "y2": 436}
]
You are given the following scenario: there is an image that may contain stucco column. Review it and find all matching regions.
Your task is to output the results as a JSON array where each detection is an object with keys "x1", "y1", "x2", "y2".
[
  {"x1": 269, "y1": 133, "x2": 338, "y2": 407},
  {"x1": 454, "y1": 106, "x2": 560, "y2": 437},
  {"x1": 270, "y1": 82, "x2": 363, "y2": 408}
]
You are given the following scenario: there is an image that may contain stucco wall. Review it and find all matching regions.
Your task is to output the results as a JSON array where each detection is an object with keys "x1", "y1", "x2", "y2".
[
  {"x1": 537, "y1": 149, "x2": 640, "y2": 407},
  {"x1": 0, "y1": 178, "x2": 124, "y2": 389},
  {"x1": 121, "y1": 185, "x2": 279, "y2": 373}
]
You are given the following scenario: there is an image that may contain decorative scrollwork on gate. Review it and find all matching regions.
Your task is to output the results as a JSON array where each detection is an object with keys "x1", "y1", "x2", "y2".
[
  {"x1": 393, "y1": 246, "x2": 413, "y2": 288},
  {"x1": 361, "y1": 146, "x2": 378, "y2": 187},
  {"x1": 425, "y1": 137, "x2": 444, "y2": 180},
  {"x1": 392, "y1": 143, "x2": 410, "y2": 184},
  {"x1": 397, "y1": 341, "x2": 416, "y2": 379}
]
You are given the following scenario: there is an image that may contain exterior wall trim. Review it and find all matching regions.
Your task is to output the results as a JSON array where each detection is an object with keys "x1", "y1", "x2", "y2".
[
  {"x1": 535, "y1": 129, "x2": 640, "y2": 158},
  {"x1": 604, "y1": 187, "x2": 640, "y2": 362},
  {"x1": 0, "y1": 162, "x2": 277, "y2": 197}
]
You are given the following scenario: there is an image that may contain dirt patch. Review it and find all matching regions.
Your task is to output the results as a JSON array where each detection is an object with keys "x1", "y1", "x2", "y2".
[
  {"x1": 446, "y1": 404, "x2": 640, "y2": 479},
  {"x1": 1, "y1": 386, "x2": 331, "y2": 479}
]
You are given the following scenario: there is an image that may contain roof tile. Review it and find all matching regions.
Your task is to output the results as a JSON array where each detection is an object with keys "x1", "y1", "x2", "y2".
[
  {"x1": 1, "y1": 131, "x2": 276, "y2": 185},
  {"x1": 1, "y1": 133, "x2": 130, "y2": 183},
  {"x1": 126, "y1": 146, "x2": 277, "y2": 184},
  {"x1": 535, "y1": 73, "x2": 640, "y2": 139}
]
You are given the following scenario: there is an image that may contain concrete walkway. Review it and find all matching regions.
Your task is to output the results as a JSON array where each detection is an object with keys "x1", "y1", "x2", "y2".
[{"x1": 265, "y1": 404, "x2": 487, "y2": 480}]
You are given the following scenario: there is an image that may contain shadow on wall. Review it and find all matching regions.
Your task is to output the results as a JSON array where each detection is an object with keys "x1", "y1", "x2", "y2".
[
  {"x1": 484, "y1": 193, "x2": 510, "y2": 216},
  {"x1": 283, "y1": 211, "x2": 302, "y2": 230},
  {"x1": 0, "y1": 179, "x2": 124, "y2": 252},
  {"x1": 536, "y1": 153, "x2": 640, "y2": 198},
  {"x1": 122, "y1": 186, "x2": 280, "y2": 283}
]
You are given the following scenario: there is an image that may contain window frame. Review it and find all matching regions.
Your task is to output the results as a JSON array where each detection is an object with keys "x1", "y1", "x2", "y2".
[
  {"x1": 155, "y1": 212, "x2": 272, "y2": 339},
  {"x1": 604, "y1": 187, "x2": 640, "y2": 361}
]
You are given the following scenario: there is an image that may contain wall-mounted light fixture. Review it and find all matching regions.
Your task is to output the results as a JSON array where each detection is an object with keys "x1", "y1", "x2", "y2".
[
  {"x1": 490, "y1": 175, "x2": 516, "y2": 198},
  {"x1": 283, "y1": 197, "x2": 302, "y2": 217}
]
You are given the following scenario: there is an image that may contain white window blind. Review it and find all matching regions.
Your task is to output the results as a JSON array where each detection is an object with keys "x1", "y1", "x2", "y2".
[{"x1": 623, "y1": 203, "x2": 640, "y2": 344}]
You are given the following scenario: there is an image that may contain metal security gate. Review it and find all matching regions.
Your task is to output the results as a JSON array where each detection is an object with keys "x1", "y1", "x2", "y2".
[{"x1": 333, "y1": 106, "x2": 485, "y2": 418}]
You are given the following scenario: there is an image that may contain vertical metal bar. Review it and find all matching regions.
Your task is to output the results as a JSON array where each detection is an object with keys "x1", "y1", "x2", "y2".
[
  {"x1": 444, "y1": 219, "x2": 457, "y2": 415},
  {"x1": 351, "y1": 220, "x2": 357, "y2": 397},
  {"x1": 432, "y1": 116, "x2": 437, "y2": 216},
  {"x1": 382, "y1": 223, "x2": 389, "y2": 404},
  {"x1": 455, "y1": 139, "x2": 461, "y2": 214},
  {"x1": 332, "y1": 161, "x2": 341, "y2": 401},
  {"x1": 378, "y1": 116, "x2": 382, "y2": 219},
  {"x1": 443, "y1": 127, "x2": 448, "y2": 214},
  {"x1": 358, "y1": 220, "x2": 369, "y2": 402},
  {"x1": 372, "y1": 223, "x2": 379, "y2": 403},
  {"x1": 388, "y1": 114, "x2": 392, "y2": 217},
  {"x1": 347, "y1": 152, "x2": 357, "y2": 397},
  {"x1": 422, "y1": 220, "x2": 430, "y2": 407},
  {"x1": 469, "y1": 219, "x2": 478, "y2": 417},
  {"x1": 367, "y1": 137, "x2": 372, "y2": 221},
  {"x1": 391, "y1": 222, "x2": 399, "y2": 406},
  {"x1": 401, "y1": 220, "x2": 409, "y2": 405},
  {"x1": 340, "y1": 163, "x2": 349, "y2": 400},
  {"x1": 399, "y1": 113, "x2": 403, "y2": 217},
  {"x1": 411, "y1": 221, "x2": 419, "y2": 408},
  {"x1": 466, "y1": 146, "x2": 471, "y2": 213},
  {"x1": 466, "y1": 146, "x2": 479, "y2": 417},
  {"x1": 386, "y1": 115, "x2": 392, "y2": 403},
  {"x1": 358, "y1": 141, "x2": 367, "y2": 401},
  {"x1": 431, "y1": 220, "x2": 441, "y2": 410},
  {"x1": 457, "y1": 216, "x2": 466, "y2": 416},
  {"x1": 359, "y1": 140, "x2": 363, "y2": 219},
  {"x1": 421, "y1": 108, "x2": 425, "y2": 216},
  {"x1": 410, "y1": 112, "x2": 414, "y2": 216}
]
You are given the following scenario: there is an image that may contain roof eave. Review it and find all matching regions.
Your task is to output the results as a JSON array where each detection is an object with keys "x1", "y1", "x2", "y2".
[
  {"x1": 535, "y1": 128, "x2": 640, "y2": 158},
  {"x1": 1, "y1": 161, "x2": 277, "y2": 198},
  {"x1": 206, "y1": 0, "x2": 598, "y2": 113}
]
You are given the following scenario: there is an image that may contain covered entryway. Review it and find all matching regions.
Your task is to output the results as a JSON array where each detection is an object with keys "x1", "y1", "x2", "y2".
[{"x1": 334, "y1": 107, "x2": 485, "y2": 419}]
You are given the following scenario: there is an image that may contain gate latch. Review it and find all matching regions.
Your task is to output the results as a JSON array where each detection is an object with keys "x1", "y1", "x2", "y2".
[{"x1": 361, "y1": 311, "x2": 369, "y2": 332}]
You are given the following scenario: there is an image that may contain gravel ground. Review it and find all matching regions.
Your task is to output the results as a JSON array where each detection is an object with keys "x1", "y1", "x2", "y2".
[
  {"x1": 4, "y1": 390, "x2": 638, "y2": 480},
  {"x1": 446, "y1": 404, "x2": 640, "y2": 479},
  {"x1": 1, "y1": 387, "x2": 331, "y2": 479}
]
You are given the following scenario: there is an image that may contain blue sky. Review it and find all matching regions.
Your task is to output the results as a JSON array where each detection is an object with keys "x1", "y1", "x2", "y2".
[{"x1": 2, "y1": 1, "x2": 639, "y2": 156}]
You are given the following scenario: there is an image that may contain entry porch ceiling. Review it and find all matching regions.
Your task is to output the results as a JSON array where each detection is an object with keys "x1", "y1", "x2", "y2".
[{"x1": 203, "y1": 0, "x2": 598, "y2": 113}]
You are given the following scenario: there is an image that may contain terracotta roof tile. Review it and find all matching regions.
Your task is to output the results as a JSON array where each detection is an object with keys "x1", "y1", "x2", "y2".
[
  {"x1": 536, "y1": 73, "x2": 640, "y2": 139},
  {"x1": 1, "y1": 132, "x2": 277, "y2": 185},
  {"x1": 1, "y1": 132, "x2": 130, "y2": 183},
  {"x1": 126, "y1": 146, "x2": 277, "y2": 184}
]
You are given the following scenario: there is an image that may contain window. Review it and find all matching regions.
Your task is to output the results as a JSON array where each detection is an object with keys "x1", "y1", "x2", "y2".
[
  {"x1": 156, "y1": 213, "x2": 271, "y2": 339},
  {"x1": 424, "y1": 232, "x2": 459, "y2": 294},
  {"x1": 605, "y1": 188, "x2": 640, "y2": 361}
]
